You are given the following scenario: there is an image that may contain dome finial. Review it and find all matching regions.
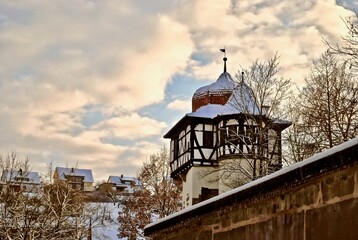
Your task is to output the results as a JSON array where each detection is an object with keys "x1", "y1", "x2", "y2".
[{"x1": 220, "y1": 48, "x2": 227, "y2": 73}]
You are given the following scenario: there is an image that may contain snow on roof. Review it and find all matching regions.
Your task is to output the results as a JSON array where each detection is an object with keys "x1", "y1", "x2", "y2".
[
  {"x1": 193, "y1": 72, "x2": 236, "y2": 97},
  {"x1": 187, "y1": 100, "x2": 257, "y2": 119},
  {"x1": 108, "y1": 175, "x2": 141, "y2": 185},
  {"x1": 187, "y1": 104, "x2": 227, "y2": 118},
  {"x1": 2, "y1": 170, "x2": 41, "y2": 184},
  {"x1": 26, "y1": 172, "x2": 41, "y2": 184},
  {"x1": 145, "y1": 137, "x2": 358, "y2": 230},
  {"x1": 55, "y1": 167, "x2": 94, "y2": 183},
  {"x1": 226, "y1": 81, "x2": 259, "y2": 114},
  {"x1": 189, "y1": 80, "x2": 260, "y2": 119},
  {"x1": 272, "y1": 118, "x2": 291, "y2": 125}
]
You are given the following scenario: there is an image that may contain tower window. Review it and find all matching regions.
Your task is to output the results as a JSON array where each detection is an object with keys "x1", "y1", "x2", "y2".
[
  {"x1": 174, "y1": 139, "x2": 179, "y2": 159},
  {"x1": 219, "y1": 128, "x2": 225, "y2": 145},
  {"x1": 203, "y1": 131, "x2": 213, "y2": 148}
]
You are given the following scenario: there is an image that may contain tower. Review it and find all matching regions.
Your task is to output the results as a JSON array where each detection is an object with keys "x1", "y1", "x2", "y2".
[{"x1": 165, "y1": 53, "x2": 291, "y2": 208}]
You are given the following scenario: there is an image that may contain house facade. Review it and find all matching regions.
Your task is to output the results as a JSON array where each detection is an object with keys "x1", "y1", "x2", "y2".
[
  {"x1": 106, "y1": 175, "x2": 141, "y2": 193},
  {"x1": 54, "y1": 167, "x2": 94, "y2": 192},
  {"x1": 1, "y1": 169, "x2": 42, "y2": 192}
]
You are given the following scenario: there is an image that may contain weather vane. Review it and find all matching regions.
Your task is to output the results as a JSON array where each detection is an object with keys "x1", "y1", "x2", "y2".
[
  {"x1": 220, "y1": 47, "x2": 226, "y2": 57},
  {"x1": 220, "y1": 47, "x2": 227, "y2": 72}
]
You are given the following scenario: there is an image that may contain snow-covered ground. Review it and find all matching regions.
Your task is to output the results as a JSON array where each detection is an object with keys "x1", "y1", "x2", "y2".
[
  {"x1": 90, "y1": 202, "x2": 123, "y2": 240},
  {"x1": 91, "y1": 201, "x2": 153, "y2": 240},
  {"x1": 90, "y1": 201, "x2": 147, "y2": 240}
]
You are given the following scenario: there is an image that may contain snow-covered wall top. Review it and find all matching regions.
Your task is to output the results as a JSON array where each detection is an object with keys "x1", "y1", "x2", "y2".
[{"x1": 145, "y1": 137, "x2": 358, "y2": 235}]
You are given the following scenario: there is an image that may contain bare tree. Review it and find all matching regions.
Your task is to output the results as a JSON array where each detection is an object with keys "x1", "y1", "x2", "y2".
[
  {"x1": 286, "y1": 51, "x2": 358, "y2": 160},
  {"x1": 95, "y1": 181, "x2": 120, "y2": 202},
  {"x1": 325, "y1": 14, "x2": 358, "y2": 70},
  {"x1": 0, "y1": 153, "x2": 44, "y2": 239},
  {"x1": 44, "y1": 160, "x2": 55, "y2": 184},
  {"x1": 118, "y1": 146, "x2": 181, "y2": 240},
  {"x1": 0, "y1": 152, "x2": 31, "y2": 184},
  {"x1": 41, "y1": 181, "x2": 89, "y2": 239},
  {"x1": 0, "y1": 153, "x2": 106, "y2": 240},
  {"x1": 282, "y1": 96, "x2": 322, "y2": 164},
  {"x1": 118, "y1": 189, "x2": 153, "y2": 240},
  {"x1": 233, "y1": 53, "x2": 291, "y2": 118}
]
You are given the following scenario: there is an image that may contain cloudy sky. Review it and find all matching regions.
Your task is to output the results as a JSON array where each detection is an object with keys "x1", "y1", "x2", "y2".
[{"x1": 0, "y1": 0, "x2": 355, "y2": 182}]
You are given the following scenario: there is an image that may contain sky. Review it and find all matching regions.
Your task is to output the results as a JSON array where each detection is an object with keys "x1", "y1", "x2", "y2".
[{"x1": 0, "y1": 0, "x2": 355, "y2": 182}]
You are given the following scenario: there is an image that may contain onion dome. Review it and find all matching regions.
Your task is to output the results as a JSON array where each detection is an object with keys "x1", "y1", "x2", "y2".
[
  {"x1": 226, "y1": 81, "x2": 259, "y2": 115},
  {"x1": 192, "y1": 57, "x2": 236, "y2": 112}
]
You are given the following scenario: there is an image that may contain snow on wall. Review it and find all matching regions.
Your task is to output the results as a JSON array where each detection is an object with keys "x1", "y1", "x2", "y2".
[{"x1": 145, "y1": 137, "x2": 358, "y2": 230}]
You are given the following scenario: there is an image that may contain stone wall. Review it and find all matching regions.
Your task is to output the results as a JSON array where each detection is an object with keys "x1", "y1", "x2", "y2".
[{"x1": 145, "y1": 138, "x2": 358, "y2": 240}]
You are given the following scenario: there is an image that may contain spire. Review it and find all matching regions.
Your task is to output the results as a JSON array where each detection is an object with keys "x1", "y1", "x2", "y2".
[{"x1": 220, "y1": 48, "x2": 227, "y2": 73}]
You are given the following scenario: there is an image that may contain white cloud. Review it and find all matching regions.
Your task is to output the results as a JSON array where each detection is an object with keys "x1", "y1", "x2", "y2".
[
  {"x1": 172, "y1": 0, "x2": 354, "y2": 84},
  {"x1": 94, "y1": 113, "x2": 167, "y2": 141},
  {"x1": 167, "y1": 99, "x2": 191, "y2": 111},
  {"x1": 0, "y1": 1, "x2": 194, "y2": 180},
  {"x1": 94, "y1": 15, "x2": 194, "y2": 110},
  {"x1": 0, "y1": 0, "x2": 355, "y2": 181},
  {"x1": 0, "y1": 2, "x2": 194, "y2": 112}
]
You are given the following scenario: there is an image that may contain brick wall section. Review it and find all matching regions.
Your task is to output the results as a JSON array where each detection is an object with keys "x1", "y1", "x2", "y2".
[
  {"x1": 192, "y1": 92, "x2": 232, "y2": 112},
  {"x1": 145, "y1": 140, "x2": 358, "y2": 240}
]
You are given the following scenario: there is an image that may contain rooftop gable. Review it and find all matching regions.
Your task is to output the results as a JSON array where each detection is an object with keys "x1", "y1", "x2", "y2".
[
  {"x1": 55, "y1": 167, "x2": 94, "y2": 183},
  {"x1": 2, "y1": 170, "x2": 41, "y2": 184},
  {"x1": 108, "y1": 175, "x2": 141, "y2": 186}
]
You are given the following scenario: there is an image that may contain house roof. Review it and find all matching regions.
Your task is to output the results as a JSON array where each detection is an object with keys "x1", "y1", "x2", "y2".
[
  {"x1": 165, "y1": 61, "x2": 292, "y2": 138},
  {"x1": 55, "y1": 167, "x2": 94, "y2": 183},
  {"x1": 164, "y1": 104, "x2": 290, "y2": 138},
  {"x1": 193, "y1": 72, "x2": 236, "y2": 98},
  {"x1": 2, "y1": 170, "x2": 41, "y2": 184},
  {"x1": 108, "y1": 175, "x2": 141, "y2": 186},
  {"x1": 190, "y1": 80, "x2": 260, "y2": 118}
]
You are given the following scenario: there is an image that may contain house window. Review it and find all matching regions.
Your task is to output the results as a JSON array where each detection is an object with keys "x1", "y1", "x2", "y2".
[
  {"x1": 203, "y1": 131, "x2": 213, "y2": 147},
  {"x1": 227, "y1": 125, "x2": 237, "y2": 138},
  {"x1": 15, "y1": 177, "x2": 30, "y2": 182},
  {"x1": 219, "y1": 128, "x2": 225, "y2": 145},
  {"x1": 173, "y1": 139, "x2": 179, "y2": 159}
]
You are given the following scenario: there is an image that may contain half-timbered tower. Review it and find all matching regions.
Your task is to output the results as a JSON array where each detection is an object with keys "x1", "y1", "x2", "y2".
[{"x1": 165, "y1": 56, "x2": 291, "y2": 207}]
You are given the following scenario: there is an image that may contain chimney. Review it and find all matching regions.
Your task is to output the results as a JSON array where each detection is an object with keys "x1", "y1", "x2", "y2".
[{"x1": 262, "y1": 105, "x2": 270, "y2": 115}]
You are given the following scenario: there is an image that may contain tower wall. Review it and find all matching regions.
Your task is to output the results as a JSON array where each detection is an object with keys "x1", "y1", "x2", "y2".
[
  {"x1": 192, "y1": 92, "x2": 232, "y2": 112},
  {"x1": 181, "y1": 166, "x2": 219, "y2": 207},
  {"x1": 166, "y1": 59, "x2": 291, "y2": 209},
  {"x1": 218, "y1": 158, "x2": 262, "y2": 194}
]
